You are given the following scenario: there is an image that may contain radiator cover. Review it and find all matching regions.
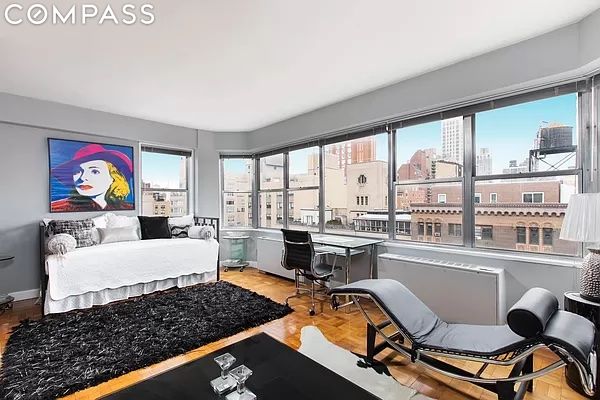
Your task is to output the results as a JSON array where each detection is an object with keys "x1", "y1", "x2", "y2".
[{"x1": 378, "y1": 253, "x2": 506, "y2": 325}]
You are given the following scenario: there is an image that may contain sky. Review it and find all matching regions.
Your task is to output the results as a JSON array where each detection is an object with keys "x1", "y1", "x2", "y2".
[
  {"x1": 142, "y1": 152, "x2": 186, "y2": 187},
  {"x1": 198, "y1": 93, "x2": 577, "y2": 178}
]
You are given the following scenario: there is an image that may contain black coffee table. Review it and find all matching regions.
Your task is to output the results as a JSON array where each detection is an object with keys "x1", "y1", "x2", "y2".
[{"x1": 101, "y1": 333, "x2": 380, "y2": 400}]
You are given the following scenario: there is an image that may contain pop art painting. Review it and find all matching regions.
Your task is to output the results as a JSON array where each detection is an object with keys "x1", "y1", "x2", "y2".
[{"x1": 48, "y1": 138, "x2": 135, "y2": 212}]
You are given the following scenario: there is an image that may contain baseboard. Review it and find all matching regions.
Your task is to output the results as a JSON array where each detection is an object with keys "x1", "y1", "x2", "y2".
[{"x1": 8, "y1": 288, "x2": 40, "y2": 301}]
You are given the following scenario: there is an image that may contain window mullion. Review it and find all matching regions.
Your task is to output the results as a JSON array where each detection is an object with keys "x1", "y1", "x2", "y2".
[
  {"x1": 463, "y1": 114, "x2": 475, "y2": 248},
  {"x1": 318, "y1": 145, "x2": 325, "y2": 233},
  {"x1": 283, "y1": 152, "x2": 289, "y2": 229},
  {"x1": 252, "y1": 157, "x2": 260, "y2": 228},
  {"x1": 388, "y1": 127, "x2": 396, "y2": 240}
]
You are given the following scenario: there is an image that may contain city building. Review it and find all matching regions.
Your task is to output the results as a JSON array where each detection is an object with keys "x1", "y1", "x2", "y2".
[
  {"x1": 502, "y1": 159, "x2": 530, "y2": 174},
  {"x1": 441, "y1": 117, "x2": 463, "y2": 164},
  {"x1": 326, "y1": 136, "x2": 376, "y2": 173},
  {"x1": 476, "y1": 148, "x2": 493, "y2": 175},
  {"x1": 346, "y1": 160, "x2": 388, "y2": 222},
  {"x1": 397, "y1": 148, "x2": 436, "y2": 181}
]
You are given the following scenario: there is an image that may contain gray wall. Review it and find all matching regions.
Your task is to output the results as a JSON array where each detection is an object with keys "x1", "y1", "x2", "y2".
[{"x1": 0, "y1": 94, "x2": 221, "y2": 295}]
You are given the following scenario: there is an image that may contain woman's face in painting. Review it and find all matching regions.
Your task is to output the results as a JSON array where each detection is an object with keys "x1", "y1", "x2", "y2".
[{"x1": 73, "y1": 160, "x2": 113, "y2": 198}]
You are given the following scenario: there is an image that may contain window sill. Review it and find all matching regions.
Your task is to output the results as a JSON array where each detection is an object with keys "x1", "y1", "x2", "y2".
[
  {"x1": 220, "y1": 227, "x2": 582, "y2": 269},
  {"x1": 382, "y1": 240, "x2": 581, "y2": 269}
]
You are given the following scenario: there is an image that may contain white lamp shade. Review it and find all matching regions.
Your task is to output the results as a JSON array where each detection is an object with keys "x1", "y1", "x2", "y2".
[{"x1": 560, "y1": 193, "x2": 600, "y2": 242}]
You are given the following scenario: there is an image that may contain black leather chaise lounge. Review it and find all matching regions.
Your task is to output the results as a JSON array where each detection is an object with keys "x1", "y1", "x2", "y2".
[{"x1": 330, "y1": 279, "x2": 597, "y2": 400}]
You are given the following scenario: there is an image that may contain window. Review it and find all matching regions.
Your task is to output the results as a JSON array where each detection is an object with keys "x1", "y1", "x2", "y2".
[
  {"x1": 543, "y1": 228, "x2": 553, "y2": 245},
  {"x1": 516, "y1": 226, "x2": 527, "y2": 244},
  {"x1": 418, "y1": 222, "x2": 425, "y2": 236},
  {"x1": 396, "y1": 219, "x2": 411, "y2": 236},
  {"x1": 474, "y1": 93, "x2": 580, "y2": 256},
  {"x1": 288, "y1": 147, "x2": 320, "y2": 231},
  {"x1": 530, "y1": 226, "x2": 540, "y2": 245},
  {"x1": 395, "y1": 118, "x2": 464, "y2": 245},
  {"x1": 259, "y1": 154, "x2": 284, "y2": 229},
  {"x1": 396, "y1": 119, "x2": 463, "y2": 183},
  {"x1": 522, "y1": 192, "x2": 544, "y2": 203},
  {"x1": 448, "y1": 223, "x2": 462, "y2": 236},
  {"x1": 221, "y1": 158, "x2": 253, "y2": 227},
  {"x1": 219, "y1": 83, "x2": 589, "y2": 259},
  {"x1": 434, "y1": 222, "x2": 442, "y2": 237},
  {"x1": 475, "y1": 225, "x2": 493, "y2": 240},
  {"x1": 142, "y1": 146, "x2": 192, "y2": 217},
  {"x1": 426, "y1": 222, "x2": 433, "y2": 236},
  {"x1": 324, "y1": 133, "x2": 388, "y2": 238}
]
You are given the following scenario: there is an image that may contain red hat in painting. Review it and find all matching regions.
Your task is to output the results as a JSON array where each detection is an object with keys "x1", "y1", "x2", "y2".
[{"x1": 51, "y1": 144, "x2": 133, "y2": 186}]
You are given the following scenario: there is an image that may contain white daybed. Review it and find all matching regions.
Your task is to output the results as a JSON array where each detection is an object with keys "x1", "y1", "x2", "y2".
[{"x1": 40, "y1": 216, "x2": 220, "y2": 314}]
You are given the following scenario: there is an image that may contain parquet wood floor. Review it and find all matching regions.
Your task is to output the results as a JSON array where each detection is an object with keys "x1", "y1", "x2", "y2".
[{"x1": 0, "y1": 268, "x2": 588, "y2": 400}]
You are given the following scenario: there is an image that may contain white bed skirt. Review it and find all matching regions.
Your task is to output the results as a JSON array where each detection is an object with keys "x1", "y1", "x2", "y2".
[{"x1": 44, "y1": 271, "x2": 217, "y2": 315}]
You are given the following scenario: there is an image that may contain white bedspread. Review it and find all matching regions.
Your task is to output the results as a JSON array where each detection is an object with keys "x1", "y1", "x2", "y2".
[{"x1": 46, "y1": 238, "x2": 219, "y2": 300}]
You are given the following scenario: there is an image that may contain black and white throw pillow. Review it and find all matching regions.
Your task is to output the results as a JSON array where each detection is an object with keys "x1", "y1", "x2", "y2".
[
  {"x1": 170, "y1": 225, "x2": 190, "y2": 238},
  {"x1": 49, "y1": 219, "x2": 95, "y2": 248}
]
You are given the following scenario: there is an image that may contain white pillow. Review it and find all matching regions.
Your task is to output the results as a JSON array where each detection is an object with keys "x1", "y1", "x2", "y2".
[
  {"x1": 106, "y1": 214, "x2": 138, "y2": 228},
  {"x1": 188, "y1": 225, "x2": 202, "y2": 239},
  {"x1": 47, "y1": 233, "x2": 77, "y2": 255},
  {"x1": 91, "y1": 213, "x2": 114, "y2": 243},
  {"x1": 97, "y1": 226, "x2": 140, "y2": 244},
  {"x1": 189, "y1": 225, "x2": 215, "y2": 240},
  {"x1": 106, "y1": 214, "x2": 141, "y2": 240},
  {"x1": 168, "y1": 214, "x2": 194, "y2": 227}
]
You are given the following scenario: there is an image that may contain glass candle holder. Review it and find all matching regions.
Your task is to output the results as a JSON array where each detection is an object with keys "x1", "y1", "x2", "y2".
[
  {"x1": 210, "y1": 353, "x2": 237, "y2": 394},
  {"x1": 225, "y1": 365, "x2": 256, "y2": 400}
]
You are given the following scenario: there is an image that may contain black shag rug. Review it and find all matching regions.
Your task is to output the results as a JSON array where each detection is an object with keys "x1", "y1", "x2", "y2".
[{"x1": 0, "y1": 281, "x2": 292, "y2": 400}]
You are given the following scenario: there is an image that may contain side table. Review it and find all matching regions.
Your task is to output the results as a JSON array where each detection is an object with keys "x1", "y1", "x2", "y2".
[
  {"x1": 564, "y1": 291, "x2": 600, "y2": 399},
  {"x1": 0, "y1": 255, "x2": 15, "y2": 314},
  {"x1": 222, "y1": 235, "x2": 250, "y2": 272}
]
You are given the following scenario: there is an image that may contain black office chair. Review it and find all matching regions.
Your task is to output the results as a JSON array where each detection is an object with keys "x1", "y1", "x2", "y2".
[{"x1": 281, "y1": 229, "x2": 337, "y2": 316}]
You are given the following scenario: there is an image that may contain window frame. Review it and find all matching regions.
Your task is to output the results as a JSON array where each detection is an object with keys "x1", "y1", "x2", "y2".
[
  {"x1": 522, "y1": 192, "x2": 545, "y2": 203},
  {"x1": 219, "y1": 77, "x2": 594, "y2": 259},
  {"x1": 141, "y1": 145, "x2": 193, "y2": 217},
  {"x1": 220, "y1": 157, "x2": 254, "y2": 228}
]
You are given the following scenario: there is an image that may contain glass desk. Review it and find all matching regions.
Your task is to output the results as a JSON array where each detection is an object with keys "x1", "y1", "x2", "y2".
[{"x1": 310, "y1": 234, "x2": 383, "y2": 285}]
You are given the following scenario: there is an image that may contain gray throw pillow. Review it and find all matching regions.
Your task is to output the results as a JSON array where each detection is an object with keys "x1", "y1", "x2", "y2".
[{"x1": 49, "y1": 219, "x2": 95, "y2": 248}]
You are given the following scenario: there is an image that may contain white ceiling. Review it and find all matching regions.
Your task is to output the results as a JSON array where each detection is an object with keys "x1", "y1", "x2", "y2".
[{"x1": 1, "y1": 0, "x2": 599, "y2": 132}]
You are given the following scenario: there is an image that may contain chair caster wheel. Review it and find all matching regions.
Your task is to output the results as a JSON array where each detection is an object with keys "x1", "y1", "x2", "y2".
[
  {"x1": 309, "y1": 309, "x2": 315, "y2": 316},
  {"x1": 224, "y1": 267, "x2": 229, "y2": 272},
  {"x1": 240, "y1": 267, "x2": 245, "y2": 272}
]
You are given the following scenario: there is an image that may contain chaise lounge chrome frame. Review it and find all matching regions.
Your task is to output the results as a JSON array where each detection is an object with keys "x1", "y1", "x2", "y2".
[{"x1": 331, "y1": 284, "x2": 596, "y2": 400}]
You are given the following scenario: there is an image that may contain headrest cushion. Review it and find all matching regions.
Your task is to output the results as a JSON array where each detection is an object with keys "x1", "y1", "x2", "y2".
[{"x1": 507, "y1": 288, "x2": 558, "y2": 338}]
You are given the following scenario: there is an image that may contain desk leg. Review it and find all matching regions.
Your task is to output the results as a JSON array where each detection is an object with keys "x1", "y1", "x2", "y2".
[
  {"x1": 369, "y1": 244, "x2": 377, "y2": 279},
  {"x1": 345, "y1": 247, "x2": 351, "y2": 285},
  {"x1": 345, "y1": 247, "x2": 351, "y2": 312}
]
